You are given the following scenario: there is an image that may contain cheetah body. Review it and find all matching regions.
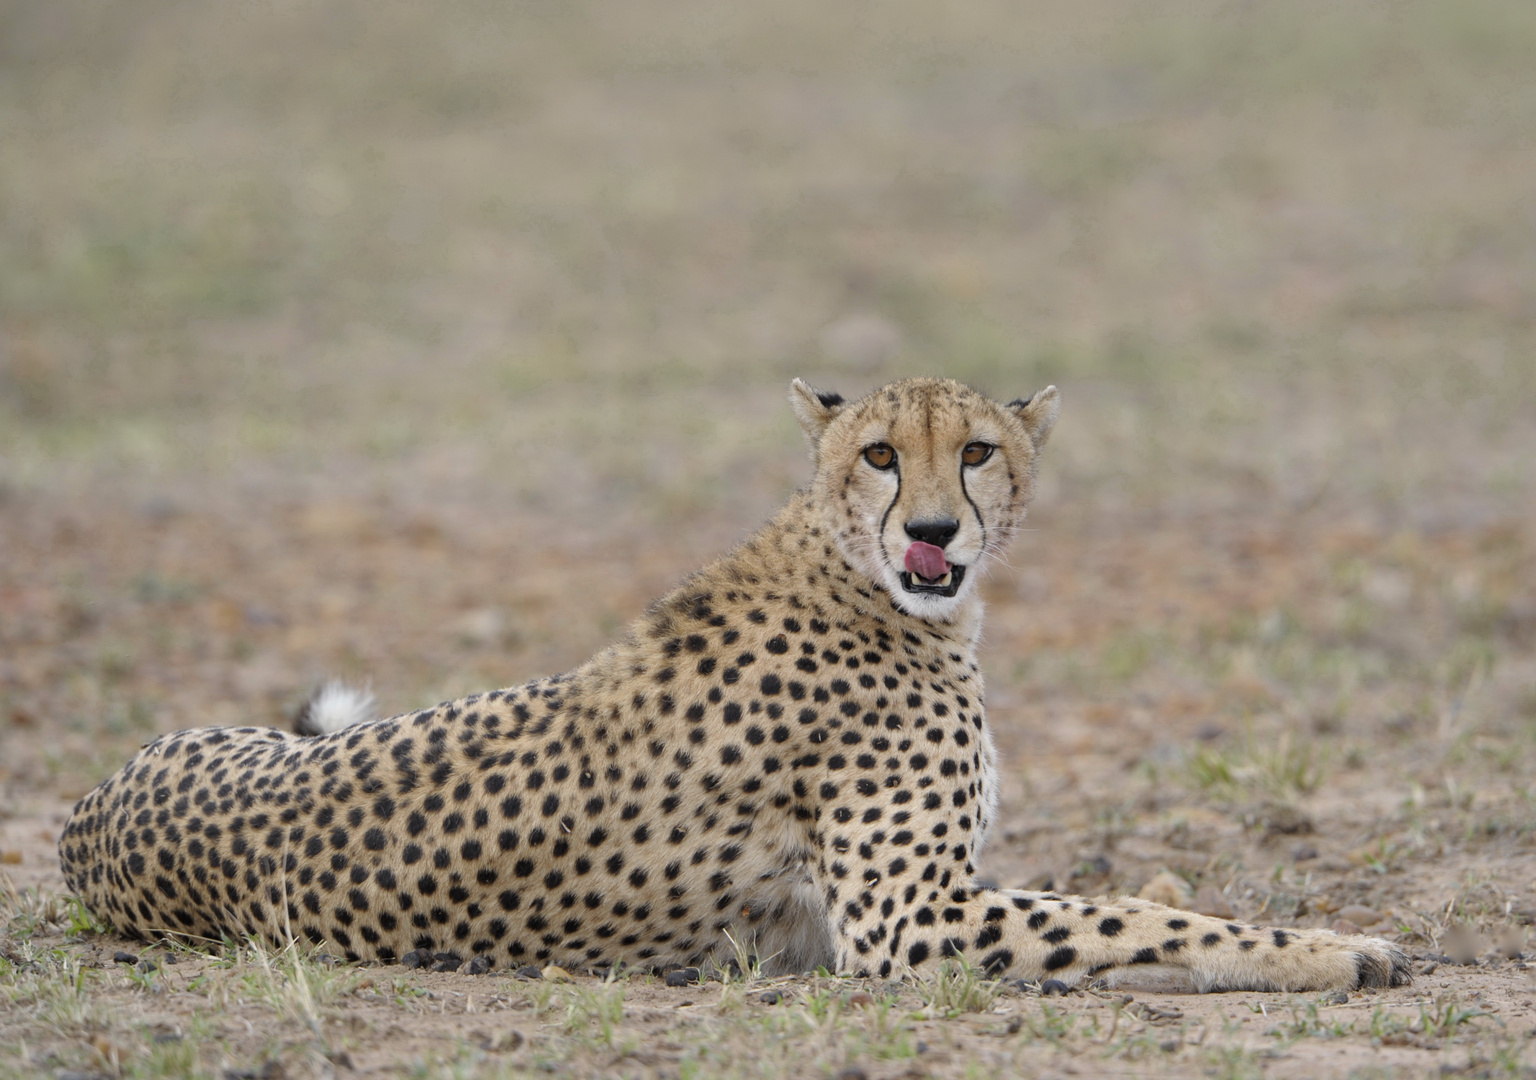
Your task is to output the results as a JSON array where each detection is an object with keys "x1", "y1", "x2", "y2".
[{"x1": 60, "y1": 378, "x2": 1409, "y2": 991}]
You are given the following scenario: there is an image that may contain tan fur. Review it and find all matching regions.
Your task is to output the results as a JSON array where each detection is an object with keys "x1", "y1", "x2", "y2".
[{"x1": 59, "y1": 378, "x2": 1407, "y2": 991}]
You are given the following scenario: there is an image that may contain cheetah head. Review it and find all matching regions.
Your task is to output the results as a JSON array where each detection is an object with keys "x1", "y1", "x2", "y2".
[{"x1": 790, "y1": 376, "x2": 1060, "y2": 622}]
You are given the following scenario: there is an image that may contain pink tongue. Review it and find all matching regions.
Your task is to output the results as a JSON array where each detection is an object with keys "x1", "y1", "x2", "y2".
[{"x1": 903, "y1": 542, "x2": 950, "y2": 581}]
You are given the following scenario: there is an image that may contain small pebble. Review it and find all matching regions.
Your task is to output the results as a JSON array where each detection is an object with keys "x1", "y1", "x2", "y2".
[
  {"x1": 1012, "y1": 978, "x2": 1038, "y2": 993},
  {"x1": 1005, "y1": 1015, "x2": 1023, "y2": 1034},
  {"x1": 835, "y1": 1069, "x2": 868, "y2": 1080},
  {"x1": 112, "y1": 951, "x2": 138, "y2": 964},
  {"x1": 1335, "y1": 905, "x2": 1383, "y2": 927},
  {"x1": 760, "y1": 990, "x2": 782, "y2": 1005},
  {"x1": 151, "y1": 1032, "x2": 182, "y2": 1044},
  {"x1": 1293, "y1": 844, "x2": 1320, "y2": 861},
  {"x1": 542, "y1": 965, "x2": 573, "y2": 982},
  {"x1": 514, "y1": 965, "x2": 543, "y2": 979},
  {"x1": 400, "y1": 950, "x2": 429, "y2": 970},
  {"x1": 1040, "y1": 978, "x2": 1071, "y2": 996},
  {"x1": 1442, "y1": 925, "x2": 1485, "y2": 965},
  {"x1": 135, "y1": 958, "x2": 158, "y2": 973},
  {"x1": 1191, "y1": 885, "x2": 1236, "y2": 919},
  {"x1": 1137, "y1": 870, "x2": 1193, "y2": 909},
  {"x1": 466, "y1": 955, "x2": 492, "y2": 975},
  {"x1": 664, "y1": 967, "x2": 700, "y2": 987},
  {"x1": 481, "y1": 1031, "x2": 524, "y2": 1052},
  {"x1": 1160, "y1": 1040, "x2": 1179, "y2": 1052},
  {"x1": 847, "y1": 990, "x2": 875, "y2": 1007},
  {"x1": 915, "y1": 1041, "x2": 929, "y2": 1054},
  {"x1": 430, "y1": 952, "x2": 464, "y2": 973},
  {"x1": 222, "y1": 1065, "x2": 284, "y2": 1080},
  {"x1": 1324, "y1": 990, "x2": 1349, "y2": 1005}
]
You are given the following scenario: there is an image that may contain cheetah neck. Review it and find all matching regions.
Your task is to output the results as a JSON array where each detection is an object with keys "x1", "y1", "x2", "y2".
[{"x1": 657, "y1": 492, "x2": 986, "y2": 654}]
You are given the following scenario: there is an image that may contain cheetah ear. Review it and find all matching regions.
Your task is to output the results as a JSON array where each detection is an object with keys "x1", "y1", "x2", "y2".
[
  {"x1": 788, "y1": 378, "x2": 846, "y2": 460},
  {"x1": 1008, "y1": 385, "x2": 1060, "y2": 449}
]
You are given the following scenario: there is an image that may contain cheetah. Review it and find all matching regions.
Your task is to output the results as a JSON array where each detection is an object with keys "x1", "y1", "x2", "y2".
[{"x1": 59, "y1": 377, "x2": 1410, "y2": 991}]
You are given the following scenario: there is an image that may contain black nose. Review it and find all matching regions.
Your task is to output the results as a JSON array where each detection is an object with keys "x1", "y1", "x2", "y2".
[{"x1": 904, "y1": 518, "x2": 959, "y2": 548}]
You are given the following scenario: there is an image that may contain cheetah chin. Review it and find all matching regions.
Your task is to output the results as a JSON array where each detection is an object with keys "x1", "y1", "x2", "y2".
[{"x1": 59, "y1": 377, "x2": 1409, "y2": 993}]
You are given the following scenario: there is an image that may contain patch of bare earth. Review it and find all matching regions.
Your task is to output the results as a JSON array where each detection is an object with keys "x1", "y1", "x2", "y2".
[{"x1": 3, "y1": 489, "x2": 1533, "y2": 1078}]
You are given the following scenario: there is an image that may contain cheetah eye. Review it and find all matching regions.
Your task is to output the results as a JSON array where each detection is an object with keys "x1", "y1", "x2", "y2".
[
  {"x1": 961, "y1": 442, "x2": 994, "y2": 466},
  {"x1": 863, "y1": 444, "x2": 896, "y2": 470}
]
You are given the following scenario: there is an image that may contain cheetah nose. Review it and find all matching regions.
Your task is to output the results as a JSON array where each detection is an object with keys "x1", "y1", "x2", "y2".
[{"x1": 904, "y1": 518, "x2": 959, "y2": 548}]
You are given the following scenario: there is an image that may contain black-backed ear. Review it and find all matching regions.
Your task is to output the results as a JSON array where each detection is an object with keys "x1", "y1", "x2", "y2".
[
  {"x1": 788, "y1": 378, "x2": 846, "y2": 460},
  {"x1": 1008, "y1": 385, "x2": 1060, "y2": 449}
]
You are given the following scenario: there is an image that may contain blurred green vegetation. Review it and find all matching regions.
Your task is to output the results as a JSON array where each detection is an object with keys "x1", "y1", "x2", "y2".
[{"x1": 1, "y1": 0, "x2": 1532, "y2": 518}]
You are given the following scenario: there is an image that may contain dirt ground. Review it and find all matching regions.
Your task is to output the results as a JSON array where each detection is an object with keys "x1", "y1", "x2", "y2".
[
  {"x1": 3, "y1": 490, "x2": 1534, "y2": 1079},
  {"x1": 3, "y1": 0, "x2": 1536, "y2": 1076}
]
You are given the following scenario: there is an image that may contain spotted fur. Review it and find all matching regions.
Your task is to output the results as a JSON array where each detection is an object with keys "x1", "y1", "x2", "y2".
[{"x1": 59, "y1": 378, "x2": 1409, "y2": 991}]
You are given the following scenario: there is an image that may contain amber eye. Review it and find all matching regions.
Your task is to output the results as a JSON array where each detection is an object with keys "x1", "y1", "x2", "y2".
[
  {"x1": 962, "y1": 442, "x2": 994, "y2": 466},
  {"x1": 863, "y1": 444, "x2": 896, "y2": 470}
]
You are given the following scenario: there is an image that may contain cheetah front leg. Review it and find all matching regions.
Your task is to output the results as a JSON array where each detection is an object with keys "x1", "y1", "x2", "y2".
[
  {"x1": 875, "y1": 888, "x2": 1408, "y2": 991},
  {"x1": 819, "y1": 845, "x2": 1410, "y2": 991}
]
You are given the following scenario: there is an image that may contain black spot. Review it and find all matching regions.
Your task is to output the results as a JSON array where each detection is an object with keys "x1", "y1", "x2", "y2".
[
  {"x1": 1098, "y1": 917, "x2": 1124, "y2": 937},
  {"x1": 979, "y1": 949, "x2": 1014, "y2": 975},
  {"x1": 1043, "y1": 946, "x2": 1076, "y2": 971}
]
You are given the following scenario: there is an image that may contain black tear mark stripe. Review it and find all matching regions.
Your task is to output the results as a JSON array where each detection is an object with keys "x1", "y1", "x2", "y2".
[
  {"x1": 876, "y1": 456, "x2": 903, "y2": 577},
  {"x1": 956, "y1": 452, "x2": 987, "y2": 558}
]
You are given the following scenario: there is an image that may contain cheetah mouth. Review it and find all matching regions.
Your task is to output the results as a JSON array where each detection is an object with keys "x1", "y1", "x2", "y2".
[{"x1": 900, "y1": 564, "x2": 965, "y2": 597}]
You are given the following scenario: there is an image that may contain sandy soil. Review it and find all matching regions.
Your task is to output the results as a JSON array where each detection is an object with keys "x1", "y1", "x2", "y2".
[
  {"x1": 4, "y1": 0, "x2": 1536, "y2": 1074},
  {"x1": 3, "y1": 486, "x2": 1533, "y2": 1078}
]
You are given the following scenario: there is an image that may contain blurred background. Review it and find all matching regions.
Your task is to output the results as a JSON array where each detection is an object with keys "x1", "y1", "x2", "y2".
[
  {"x1": 4, "y1": 0, "x2": 1533, "y2": 521},
  {"x1": 1, "y1": 0, "x2": 1534, "y2": 911}
]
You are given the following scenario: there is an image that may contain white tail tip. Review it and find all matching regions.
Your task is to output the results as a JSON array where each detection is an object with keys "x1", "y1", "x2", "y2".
[{"x1": 293, "y1": 681, "x2": 376, "y2": 736}]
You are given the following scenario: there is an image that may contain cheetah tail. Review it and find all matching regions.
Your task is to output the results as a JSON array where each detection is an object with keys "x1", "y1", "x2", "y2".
[{"x1": 292, "y1": 681, "x2": 376, "y2": 736}]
